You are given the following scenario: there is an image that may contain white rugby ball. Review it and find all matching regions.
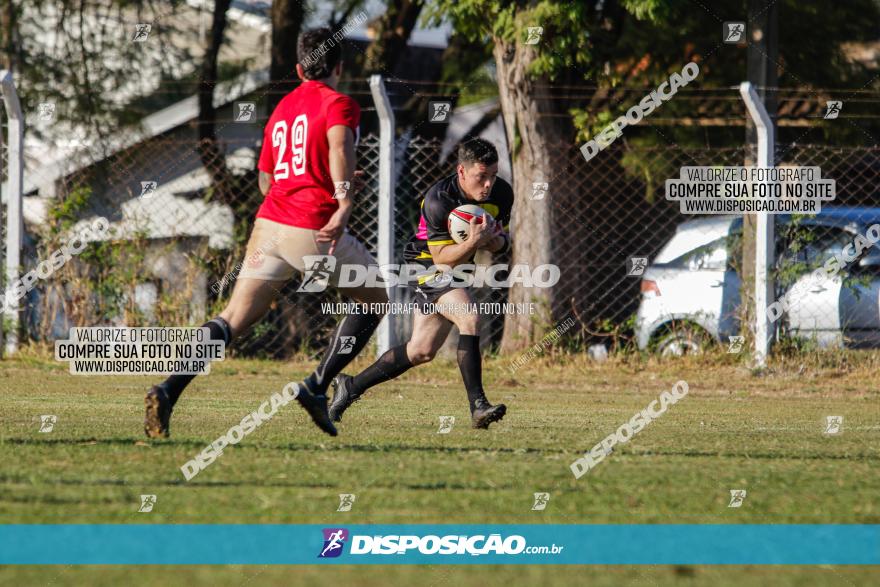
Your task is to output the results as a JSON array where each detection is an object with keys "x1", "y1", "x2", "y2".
[{"x1": 447, "y1": 204, "x2": 495, "y2": 244}]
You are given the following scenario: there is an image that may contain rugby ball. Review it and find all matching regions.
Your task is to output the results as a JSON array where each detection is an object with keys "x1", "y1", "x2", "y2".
[{"x1": 448, "y1": 204, "x2": 495, "y2": 244}]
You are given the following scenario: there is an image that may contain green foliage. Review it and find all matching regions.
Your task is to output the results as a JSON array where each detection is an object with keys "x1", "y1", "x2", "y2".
[
  {"x1": 46, "y1": 185, "x2": 91, "y2": 233},
  {"x1": 427, "y1": 0, "x2": 669, "y2": 82},
  {"x1": 30, "y1": 184, "x2": 209, "y2": 336},
  {"x1": 619, "y1": 140, "x2": 669, "y2": 203}
]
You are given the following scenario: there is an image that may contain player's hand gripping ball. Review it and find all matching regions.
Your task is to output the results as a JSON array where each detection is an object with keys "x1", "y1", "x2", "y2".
[{"x1": 447, "y1": 204, "x2": 496, "y2": 244}]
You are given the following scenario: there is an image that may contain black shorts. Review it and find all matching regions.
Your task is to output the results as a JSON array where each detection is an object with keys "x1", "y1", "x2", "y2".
[{"x1": 410, "y1": 269, "x2": 460, "y2": 314}]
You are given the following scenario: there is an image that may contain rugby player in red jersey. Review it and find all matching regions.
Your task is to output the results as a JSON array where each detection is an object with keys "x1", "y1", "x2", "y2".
[{"x1": 144, "y1": 28, "x2": 386, "y2": 438}]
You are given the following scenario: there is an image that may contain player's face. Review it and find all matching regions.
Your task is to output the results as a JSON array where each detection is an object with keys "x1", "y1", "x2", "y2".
[{"x1": 458, "y1": 161, "x2": 498, "y2": 201}]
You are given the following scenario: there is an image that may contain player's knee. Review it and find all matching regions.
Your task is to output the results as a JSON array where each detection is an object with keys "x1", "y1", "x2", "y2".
[
  {"x1": 408, "y1": 343, "x2": 438, "y2": 365},
  {"x1": 453, "y1": 313, "x2": 480, "y2": 335}
]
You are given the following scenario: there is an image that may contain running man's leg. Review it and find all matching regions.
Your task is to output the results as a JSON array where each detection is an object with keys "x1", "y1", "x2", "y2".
[
  {"x1": 144, "y1": 277, "x2": 284, "y2": 438},
  {"x1": 329, "y1": 308, "x2": 453, "y2": 420},
  {"x1": 145, "y1": 219, "x2": 292, "y2": 438},
  {"x1": 166, "y1": 277, "x2": 285, "y2": 405},
  {"x1": 298, "y1": 232, "x2": 389, "y2": 396},
  {"x1": 356, "y1": 307, "x2": 453, "y2": 389},
  {"x1": 435, "y1": 287, "x2": 506, "y2": 428}
]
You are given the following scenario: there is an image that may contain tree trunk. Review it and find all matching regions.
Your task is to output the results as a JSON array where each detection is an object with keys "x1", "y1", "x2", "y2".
[
  {"x1": 269, "y1": 0, "x2": 305, "y2": 114},
  {"x1": 364, "y1": 0, "x2": 423, "y2": 74},
  {"x1": 197, "y1": 0, "x2": 233, "y2": 205},
  {"x1": 493, "y1": 38, "x2": 573, "y2": 352}
]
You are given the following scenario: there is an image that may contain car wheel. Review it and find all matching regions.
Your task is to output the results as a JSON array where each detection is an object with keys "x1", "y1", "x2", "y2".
[{"x1": 655, "y1": 325, "x2": 709, "y2": 357}]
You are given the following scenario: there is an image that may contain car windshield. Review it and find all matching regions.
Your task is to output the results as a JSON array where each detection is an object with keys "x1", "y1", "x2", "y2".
[{"x1": 667, "y1": 236, "x2": 729, "y2": 272}]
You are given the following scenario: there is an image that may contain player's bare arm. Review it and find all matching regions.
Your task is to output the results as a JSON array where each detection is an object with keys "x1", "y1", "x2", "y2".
[
  {"x1": 316, "y1": 125, "x2": 356, "y2": 245},
  {"x1": 258, "y1": 170, "x2": 272, "y2": 196}
]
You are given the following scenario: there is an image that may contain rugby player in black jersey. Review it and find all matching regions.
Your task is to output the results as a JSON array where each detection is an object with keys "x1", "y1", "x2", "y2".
[{"x1": 329, "y1": 138, "x2": 512, "y2": 428}]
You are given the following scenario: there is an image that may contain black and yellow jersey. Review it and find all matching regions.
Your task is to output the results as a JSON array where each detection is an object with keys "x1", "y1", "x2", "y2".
[{"x1": 402, "y1": 173, "x2": 514, "y2": 267}]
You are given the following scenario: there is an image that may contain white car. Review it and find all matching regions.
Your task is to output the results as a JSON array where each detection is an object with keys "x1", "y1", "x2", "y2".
[{"x1": 635, "y1": 208, "x2": 880, "y2": 355}]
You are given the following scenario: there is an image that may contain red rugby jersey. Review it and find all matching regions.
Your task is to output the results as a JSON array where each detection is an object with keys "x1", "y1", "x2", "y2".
[{"x1": 257, "y1": 81, "x2": 360, "y2": 229}]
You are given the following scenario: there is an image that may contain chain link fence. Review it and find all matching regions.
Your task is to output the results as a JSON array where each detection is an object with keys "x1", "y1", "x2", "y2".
[
  {"x1": 551, "y1": 142, "x2": 880, "y2": 354},
  {"x1": 6, "y1": 89, "x2": 880, "y2": 357}
]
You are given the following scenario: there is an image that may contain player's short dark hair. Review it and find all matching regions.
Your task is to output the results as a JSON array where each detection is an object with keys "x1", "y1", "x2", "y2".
[
  {"x1": 297, "y1": 27, "x2": 342, "y2": 80},
  {"x1": 458, "y1": 139, "x2": 498, "y2": 167}
]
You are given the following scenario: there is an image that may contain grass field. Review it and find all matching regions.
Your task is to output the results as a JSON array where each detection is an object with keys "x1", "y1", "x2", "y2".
[{"x1": 1, "y1": 348, "x2": 879, "y2": 585}]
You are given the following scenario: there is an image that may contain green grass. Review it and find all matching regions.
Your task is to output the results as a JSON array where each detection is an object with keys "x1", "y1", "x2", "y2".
[{"x1": 1, "y1": 350, "x2": 879, "y2": 585}]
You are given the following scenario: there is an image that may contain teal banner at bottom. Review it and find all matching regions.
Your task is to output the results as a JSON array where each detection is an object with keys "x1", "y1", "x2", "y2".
[{"x1": 1, "y1": 524, "x2": 878, "y2": 565}]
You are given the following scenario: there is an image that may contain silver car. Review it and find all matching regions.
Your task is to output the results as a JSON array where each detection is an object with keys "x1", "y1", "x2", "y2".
[{"x1": 635, "y1": 208, "x2": 880, "y2": 355}]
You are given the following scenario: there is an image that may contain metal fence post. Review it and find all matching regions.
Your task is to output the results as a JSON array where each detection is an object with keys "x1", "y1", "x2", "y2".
[
  {"x1": 369, "y1": 75, "x2": 397, "y2": 356},
  {"x1": 740, "y1": 82, "x2": 775, "y2": 367},
  {"x1": 0, "y1": 70, "x2": 23, "y2": 357}
]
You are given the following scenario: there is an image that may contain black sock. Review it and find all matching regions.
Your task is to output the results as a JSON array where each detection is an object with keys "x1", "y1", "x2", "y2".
[
  {"x1": 457, "y1": 334, "x2": 487, "y2": 412},
  {"x1": 163, "y1": 317, "x2": 232, "y2": 407},
  {"x1": 303, "y1": 311, "x2": 383, "y2": 396},
  {"x1": 349, "y1": 344, "x2": 414, "y2": 397}
]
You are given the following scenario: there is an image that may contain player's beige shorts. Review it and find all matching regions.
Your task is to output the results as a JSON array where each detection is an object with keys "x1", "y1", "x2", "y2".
[{"x1": 237, "y1": 217, "x2": 376, "y2": 284}]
